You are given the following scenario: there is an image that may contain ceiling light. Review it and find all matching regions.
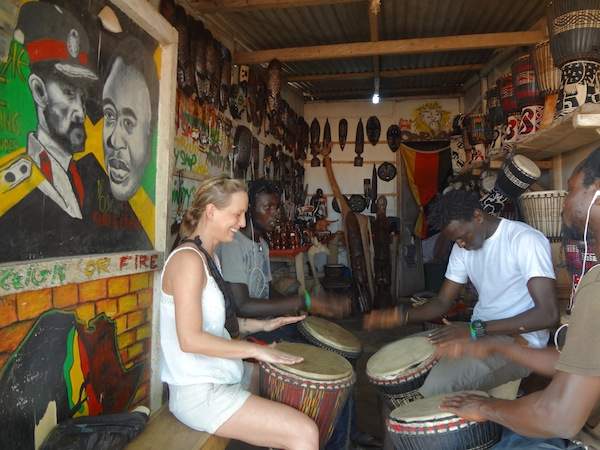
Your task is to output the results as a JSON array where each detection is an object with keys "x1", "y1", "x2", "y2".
[
  {"x1": 372, "y1": 76, "x2": 380, "y2": 104},
  {"x1": 372, "y1": 93, "x2": 380, "y2": 104}
]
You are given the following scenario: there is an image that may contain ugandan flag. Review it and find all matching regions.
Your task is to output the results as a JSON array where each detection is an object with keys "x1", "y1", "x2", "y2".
[{"x1": 400, "y1": 141, "x2": 452, "y2": 238}]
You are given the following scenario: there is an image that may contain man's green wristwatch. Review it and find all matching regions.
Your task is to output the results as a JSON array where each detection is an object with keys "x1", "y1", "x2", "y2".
[{"x1": 469, "y1": 320, "x2": 487, "y2": 340}]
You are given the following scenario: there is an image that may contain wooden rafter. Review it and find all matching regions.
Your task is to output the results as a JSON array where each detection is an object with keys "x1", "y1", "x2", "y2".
[
  {"x1": 287, "y1": 63, "x2": 485, "y2": 82},
  {"x1": 233, "y1": 30, "x2": 547, "y2": 65},
  {"x1": 369, "y1": 0, "x2": 380, "y2": 90},
  {"x1": 186, "y1": 0, "x2": 363, "y2": 13},
  {"x1": 308, "y1": 86, "x2": 463, "y2": 99}
]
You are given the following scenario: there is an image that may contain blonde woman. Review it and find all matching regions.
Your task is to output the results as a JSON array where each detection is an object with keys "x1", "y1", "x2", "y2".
[{"x1": 160, "y1": 175, "x2": 318, "y2": 449}]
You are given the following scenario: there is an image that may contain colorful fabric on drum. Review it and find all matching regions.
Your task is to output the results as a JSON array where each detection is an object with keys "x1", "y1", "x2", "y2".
[
  {"x1": 450, "y1": 135, "x2": 466, "y2": 175},
  {"x1": 504, "y1": 113, "x2": 521, "y2": 142},
  {"x1": 519, "y1": 105, "x2": 544, "y2": 136},
  {"x1": 400, "y1": 142, "x2": 452, "y2": 238},
  {"x1": 556, "y1": 61, "x2": 600, "y2": 118}
]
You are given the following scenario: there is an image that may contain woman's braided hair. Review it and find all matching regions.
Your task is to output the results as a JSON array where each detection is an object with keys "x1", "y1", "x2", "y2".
[{"x1": 177, "y1": 175, "x2": 247, "y2": 337}]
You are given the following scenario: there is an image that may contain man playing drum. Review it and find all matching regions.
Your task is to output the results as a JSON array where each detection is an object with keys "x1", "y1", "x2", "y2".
[
  {"x1": 438, "y1": 149, "x2": 600, "y2": 450},
  {"x1": 365, "y1": 189, "x2": 559, "y2": 397}
]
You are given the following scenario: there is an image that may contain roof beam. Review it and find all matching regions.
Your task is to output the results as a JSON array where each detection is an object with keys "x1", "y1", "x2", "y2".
[
  {"x1": 233, "y1": 29, "x2": 547, "y2": 65},
  {"x1": 308, "y1": 86, "x2": 463, "y2": 99},
  {"x1": 369, "y1": 0, "x2": 380, "y2": 92},
  {"x1": 287, "y1": 63, "x2": 485, "y2": 82},
  {"x1": 187, "y1": 0, "x2": 364, "y2": 13}
]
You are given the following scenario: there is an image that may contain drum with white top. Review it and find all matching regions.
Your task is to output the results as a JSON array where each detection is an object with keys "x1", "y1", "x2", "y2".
[
  {"x1": 298, "y1": 316, "x2": 362, "y2": 361},
  {"x1": 366, "y1": 336, "x2": 436, "y2": 408},
  {"x1": 387, "y1": 391, "x2": 502, "y2": 450}
]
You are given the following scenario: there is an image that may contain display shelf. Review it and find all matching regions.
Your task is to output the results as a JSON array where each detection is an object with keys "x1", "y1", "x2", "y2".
[{"x1": 515, "y1": 104, "x2": 600, "y2": 160}]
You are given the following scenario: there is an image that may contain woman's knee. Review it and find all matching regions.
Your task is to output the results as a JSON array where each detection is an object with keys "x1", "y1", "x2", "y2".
[{"x1": 289, "y1": 415, "x2": 319, "y2": 448}]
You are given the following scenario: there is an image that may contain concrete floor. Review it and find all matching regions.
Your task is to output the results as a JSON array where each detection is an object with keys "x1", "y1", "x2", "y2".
[{"x1": 226, "y1": 315, "x2": 423, "y2": 450}]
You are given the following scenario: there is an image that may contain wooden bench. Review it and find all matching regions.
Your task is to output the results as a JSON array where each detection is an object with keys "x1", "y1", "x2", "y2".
[{"x1": 126, "y1": 406, "x2": 229, "y2": 450}]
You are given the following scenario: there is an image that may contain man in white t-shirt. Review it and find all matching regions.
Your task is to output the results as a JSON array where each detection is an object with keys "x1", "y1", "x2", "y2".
[{"x1": 365, "y1": 189, "x2": 559, "y2": 396}]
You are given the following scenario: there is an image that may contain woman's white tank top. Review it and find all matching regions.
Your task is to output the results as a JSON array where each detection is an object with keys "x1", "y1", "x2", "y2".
[{"x1": 160, "y1": 246, "x2": 243, "y2": 386}]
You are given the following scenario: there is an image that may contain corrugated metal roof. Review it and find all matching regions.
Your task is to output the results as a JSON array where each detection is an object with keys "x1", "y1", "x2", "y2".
[{"x1": 185, "y1": 0, "x2": 548, "y2": 100}]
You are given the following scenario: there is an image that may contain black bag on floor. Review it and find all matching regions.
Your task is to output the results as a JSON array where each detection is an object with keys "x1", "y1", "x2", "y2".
[{"x1": 39, "y1": 410, "x2": 149, "y2": 450}]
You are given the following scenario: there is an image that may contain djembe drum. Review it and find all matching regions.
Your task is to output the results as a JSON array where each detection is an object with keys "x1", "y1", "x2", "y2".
[
  {"x1": 259, "y1": 342, "x2": 355, "y2": 447},
  {"x1": 548, "y1": 1, "x2": 600, "y2": 117},
  {"x1": 298, "y1": 316, "x2": 362, "y2": 362},
  {"x1": 532, "y1": 40, "x2": 562, "y2": 127},
  {"x1": 520, "y1": 190, "x2": 567, "y2": 240},
  {"x1": 366, "y1": 336, "x2": 436, "y2": 408},
  {"x1": 387, "y1": 392, "x2": 502, "y2": 450},
  {"x1": 564, "y1": 238, "x2": 599, "y2": 293},
  {"x1": 481, "y1": 154, "x2": 540, "y2": 217},
  {"x1": 512, "y1": 54, "x2": 544, "y2": 137}
]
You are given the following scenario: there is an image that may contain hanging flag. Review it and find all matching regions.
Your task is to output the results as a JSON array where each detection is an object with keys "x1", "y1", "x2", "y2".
[{"x1": 400, "y1": 142, "x2": 452, "y2": 238}]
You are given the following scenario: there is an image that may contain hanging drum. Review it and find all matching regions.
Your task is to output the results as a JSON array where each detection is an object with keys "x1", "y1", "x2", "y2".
[
  {"x1": 339, "y1": 119, "x2": 348, "y2": 151},
  {"x1": 233, "y1": 126, "x2": 252, "y2": 179},
  {"x1": 532, "y1": 40, "x2": 562, "y2": 127},
  {"x1": 555, "y1": 60, "x2": 600, "y2": 118},
  {"x1": 174, "y1": 6, "x2": 194, "y2": 96},
  {"x1": 547, "y1": 0, "x2": 600, "y2": 67},
  {"x1": 220, "y1": 46, "x2": 231, "y2": 113},
  {"x1": 267, "y1": 59, "x2": 282, "y2": 122},
  {"x1": 377, "y1": 162, "x2": 397, "y2": 182},
  {"x1": 354, "y1": 119, "x2": 364, "y2": 166},
  {"x1": 322, "y1": 119, "x2": 332, "y2": 154},
  {"x1": 386, "y1": 125, "x2": 401, "y2": 152},
  {"x1": 512, "y1": 54, "x2": 543, "y2": 137},
  {"x1": 310, "y1": 118, "x2": 321, "y2": 167},
  {"x1": 366, "y1": 116, "x2": 381, "y2": 146}
]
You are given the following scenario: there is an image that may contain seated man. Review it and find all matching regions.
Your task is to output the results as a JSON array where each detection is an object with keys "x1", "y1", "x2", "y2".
[
  {"x1": 217, "y1": 180, "x2": 347, "y2": 342},
  {"x1": 438, "y1": 149, "x2": 600, "y2": 450},
  {"x1": 365, "y1": 189, "x2": 559, "y2": 396}
]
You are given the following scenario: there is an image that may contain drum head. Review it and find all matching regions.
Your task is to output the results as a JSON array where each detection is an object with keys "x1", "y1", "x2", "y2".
[
  {"x1": 299, "y1": 317, "x2": 361, "y2": 355},
  {"x1": 511, "y1": 154, "x2": 540, "y2": 179},
  {"x1": 367, "y1": 336, "x2": 434, "y2": 380},
  {"x1": 390, "y1": 391, "x2": 489, "y2": 423},
  {"x1": 273, "y1": 342, "x2": 353, "y2": 381}
]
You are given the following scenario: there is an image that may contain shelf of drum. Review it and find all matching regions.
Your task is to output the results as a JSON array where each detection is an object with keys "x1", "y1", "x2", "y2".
[{"x1": 514, "y1": 103, "x2": 600, "y2": 160}]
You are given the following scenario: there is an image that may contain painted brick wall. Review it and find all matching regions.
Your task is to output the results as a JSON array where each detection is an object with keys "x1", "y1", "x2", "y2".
[{"x1": 0, "y1": 271, "x2": 154, "y2": 409}]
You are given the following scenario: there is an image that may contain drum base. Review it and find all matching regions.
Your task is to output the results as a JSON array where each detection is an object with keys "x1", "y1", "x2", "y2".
[{"x1": 388, "y1": 420, "x2": 501, "y2": 450}]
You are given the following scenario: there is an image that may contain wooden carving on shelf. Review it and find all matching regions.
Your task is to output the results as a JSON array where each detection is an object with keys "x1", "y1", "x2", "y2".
[
  {"x1": 339, "y1": 118, "x2": 348, "y2": 151},
  {"x1": 354, "y1": 118, "x2": 364, "y2": 166},
  {"x1": 323, "y1": 156, "x2": 374, "y2": 313}
]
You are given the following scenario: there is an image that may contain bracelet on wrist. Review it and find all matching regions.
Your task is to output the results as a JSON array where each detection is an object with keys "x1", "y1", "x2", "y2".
[{"x1": 304, "y1": 290, "x2": 312, "y2": 312}]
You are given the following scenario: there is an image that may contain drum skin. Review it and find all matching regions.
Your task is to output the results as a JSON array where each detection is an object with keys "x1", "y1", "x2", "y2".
[{"x1": 298, "y1": 316, "x2": 362, "y2": 360}]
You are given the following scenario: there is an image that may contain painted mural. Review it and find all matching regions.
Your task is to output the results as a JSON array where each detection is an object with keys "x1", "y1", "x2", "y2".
[
  {"x1": 0, "y1": 310, "x2": 143, "y2": 450},
  {"x1": 0, "y1": 0, "x2": 160, "y2": 263},
  {"x1": 399, "y1": 100, "x2": 452, "y2": 141}
]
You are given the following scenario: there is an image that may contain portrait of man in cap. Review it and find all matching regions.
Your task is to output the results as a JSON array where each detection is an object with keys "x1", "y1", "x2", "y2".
[{"x1": 16, "y1": 1, "x2": 98, "y2": 218}]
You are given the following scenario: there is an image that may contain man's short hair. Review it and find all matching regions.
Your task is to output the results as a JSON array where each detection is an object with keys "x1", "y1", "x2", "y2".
[
  {"x1": 248, "y1": 179, "x2": 281, "y2": 208},
  {"x1": 573, "y1": 148, "x2": 600, "y2": 187},
  {"x1": 429, "y1": 189, "x2": 482, "y2": 231},
  {"x1": 103, "y1": 37, "x2": 159, "y2": 126}
]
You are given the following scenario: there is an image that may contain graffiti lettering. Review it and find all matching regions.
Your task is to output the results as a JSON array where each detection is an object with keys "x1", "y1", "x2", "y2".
[
  {"x1": 171, "y1": 184, "x2": 195, "y2": 208},
  {"x1": 82, "y1": 258, "x2": 111, "y2": 278},
  {"x1": 0, "y1": 138, "x2": 17, "y2": 152},
  {"x1": 119, "y1": 254, "x2": 158, "y2": 271},
  {"x1": 174, "y1": 148, "x2": 197, "y2": 171},
  {"x1": 206, "y1": 149, "x2": 230, "y2": 171},
  {"x1": 0, "y1": 264, "x2": 66, "y2": 291}
]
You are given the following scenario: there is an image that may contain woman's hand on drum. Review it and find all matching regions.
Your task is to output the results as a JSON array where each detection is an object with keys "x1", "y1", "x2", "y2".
[
  {"x1": 254, "y1": 345, "x2": 304, "y2": 365},
  {"x1": 262, "y1": 315, "x2": 306, "y2": 332},
  {"x1": 439, "y1": 393, "x2": 490, "y2": 422},
  {"x1": 427, "y1": 319, "x2": 470, "y2": 345},
  {"x1": 435, "y1": 337, "x2": 498, "y2": 360},
  {"x1": 310, "y1": 292, "x2": 351, "y2": 319}
]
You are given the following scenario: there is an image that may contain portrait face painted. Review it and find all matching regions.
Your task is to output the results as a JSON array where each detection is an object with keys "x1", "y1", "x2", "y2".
[
  {"x1": 420, "y1": 108, "x2": 442, "y2": 131},
  {"x1": 442, "y1": 210, "x2": 486, "y2": 251},
  {"x1": 43, "y1": 76, "x2": 87, "y2": 154},
  {"x1": 103, "y1": 57, "x2": 152, "y2": 201},
  {"x1": 252, "y1": 192, "x2": 280, "y2": 233}
]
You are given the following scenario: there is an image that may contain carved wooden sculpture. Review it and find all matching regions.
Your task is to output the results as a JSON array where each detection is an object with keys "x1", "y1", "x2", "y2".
[
  {"x1": 354, "y1": 118, "x2": 364, "y2": 166},
  {"x1": 338, "y1": 118, "x2": 348, "y2": 151},
  {"x1": 373, "y1": 195, "x2": 393, "y2": 308},
  {"x1": 323, "y1": 156, "x2": 374, "y2": 312}
]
